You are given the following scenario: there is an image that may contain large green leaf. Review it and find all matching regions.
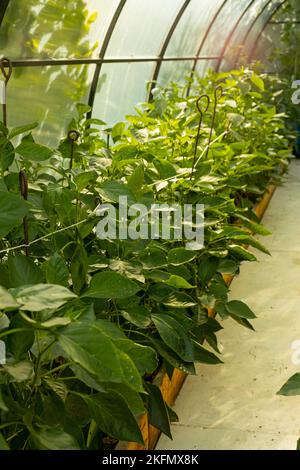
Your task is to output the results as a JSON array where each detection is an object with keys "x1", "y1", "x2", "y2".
[
  {"x1": 8, "y1": 254, "x2": 42, "y2": 287},
  {"x1": 10, "y1": 284, "x2": 77, "y2": 311},
  {"x1": 80, "y1": 390, "x2": 144, "y2": 444},
  {"x1": 16, "y1": 137, "x2": 54, "y2": 162},
  {"x1": 192, "y1": 341, "x2": 223, "y2": 365},
  {"x1": 278, "y1": 374, "x2": 300, "y2": 396},
  {"x1": 9, "y1": 122, "x2": 38, "y2": 139},
  {"x1": 164, "y1": 275, "x2": 195, "y2": 289},
  {"x1": 0, "y1": 191, "x2": 29, "y2": 238},
  {"x1": 82, "y1": 271, "x2": 141, "y2": 299},
  {"x1": 7, "y1": 314, "x2": 35, "y2": 359},
  {"x1": 58, "y1": 322, "x2": 143, "y2": 392},
  {"x1": 70, "y1": 245, "x2": 88, "y2": 294},
  {"x1": 226, "y1": 300, "x2": 256, "y2": 319},
  {"x1": 119, "y1": 304, "x2": 151, "y2": 328},
  {"x1": 45, "y1": 253, "x2": 69, "y2": 287},
  {"x1": 30, "y1": 426, "x2": 80, "y2": 450},
  {"x1": 146, "y1": 383, "x2": 172, "y2": 439},
  {"x1": 114, "y1": 339, "x2": 158, "y2": 375},
  {"x1": 198, "y1": 257, "x2": 219, "y2": 283},
  {"x1": 168, "y1": 248, "x2": 197, "y2": 266},
  {"x1": 0, "y1": 137, "x2": 14, "y2": 171},
  {"x1": 151, "y1": 314, "x2": 194, "y2": 362}
]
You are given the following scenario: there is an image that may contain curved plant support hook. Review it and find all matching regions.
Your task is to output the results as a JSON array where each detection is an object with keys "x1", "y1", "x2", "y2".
[
  {"x1": 191, "y1": 94, "x2": 210, "y2": 179},
  {"x1": 0, "y1": 57, "x2": 12, "y2": 127},
  {"x1": 205, "y1": 85, "x2": 223, "y2": 159},
  {"x1": 68, "y1": 130, "x2": 80, "y2": 171},
  {"x1": 19, "y1": 170, "x2": 29, "y2": 257}
]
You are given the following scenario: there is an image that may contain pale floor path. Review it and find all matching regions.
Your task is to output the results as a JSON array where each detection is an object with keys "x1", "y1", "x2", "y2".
[{"x1": 158, "y1": 160, "x2": 300, "y2": 450}]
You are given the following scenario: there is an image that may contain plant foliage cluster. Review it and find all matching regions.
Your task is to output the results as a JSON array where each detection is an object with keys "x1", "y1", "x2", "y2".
[{"x1": 0, "y1": 68, "x2": 293, "y2": 449}]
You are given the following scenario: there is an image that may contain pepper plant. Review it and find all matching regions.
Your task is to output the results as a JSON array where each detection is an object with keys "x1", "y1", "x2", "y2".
[{"x1": 0, "y1": 68, "x2": 293, "y2": 449}]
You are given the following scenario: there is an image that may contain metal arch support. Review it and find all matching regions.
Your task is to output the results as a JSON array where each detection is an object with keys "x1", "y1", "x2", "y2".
[
  {"x1": 216, "y1": 0, "x2": 257, "y2": 73},
  {"x1": 147, "y1": 0, "x2": 191, "y2": 101},
  {"x1": 234, "y1": 0, "x2": 275, "y2": 69},
  {"x1": 186, "y1": 0, "x2": 228, "y2": 96},
  {"x1": 249, "y1": 0, "x2": 288, "y2": 62},
  {"x1": 87, "y1": 0, "x2": 127, "y2": 118},
  {"x1": 0, "y1": 0, "x2": 9, "y2": 26}
]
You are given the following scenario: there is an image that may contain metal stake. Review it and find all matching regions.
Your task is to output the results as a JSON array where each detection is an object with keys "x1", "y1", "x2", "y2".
[
  {"x1": 0, "y1": 57, "x2": 12, "y2": 127},
  {"x1": 19, "y1": 170, "x2": 29, "y2": 257},
  {"x1": 206, "y1": 85, "x2": 223, "y2": 159},
  {"x1": 68, "y1": 130, "x2": 80, "y2": 171},
  {"x1": 191, "y1": 93, "x2": 210, "y2": 178}
]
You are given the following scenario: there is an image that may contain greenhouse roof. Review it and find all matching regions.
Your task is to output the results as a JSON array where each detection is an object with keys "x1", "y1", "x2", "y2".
[{"x1": 0, "y1": 0, "x2": 288, "y2": 143}]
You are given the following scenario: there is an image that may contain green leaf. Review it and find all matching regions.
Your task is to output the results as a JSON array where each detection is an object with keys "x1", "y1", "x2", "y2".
[
  {"x1": 76, "y1": 102, "x2": 91, "y2": 117},
  {"x1": 105, "y1": 382, "x2": 145, "y2": 416},
  {"x1": 146, "y1": 383, "x2": 172, "y2": 439},
  {"x1": 120, "y1": 304, "x2": 151, "y2": 328},
  {"x1": 45, "y1": 253, "x2": 69, "y2": 287},
  {"x1": 58, "y1": 322, "x2": 143, "y2": 392},
  {"x1": 111, "y1": 122, "x2": 126, "y2": 143},
  {"x1": 16, "y1": 136, "x2": 54, "y2": 161},
  {"x1": 152, "y1": 314, "x2": 194, "y2": 362},
  {"x1": 229, "y1": 314, "x2": 255, "y2": 331},
  {"x1": 98, "y1": 181, "x2": 136, "y2": 205},
  {"x1": 251, "y1": 73, "x2": 265, "y2": 92},
  {"x1": 149, "y1": 337, "x2": 196, "y2": 375},
  {"x1": 164, "y1": 275, "x2": 195, "y2": 289},
  {"x1": 0, "y1": 432, "x2": 9, "y2": 450},
  {"x1": 162, "y1": 292, "x2": 196, "y2": 308},
  {"x1": 10, "y1": 284, "x2": 77, "y2": 311},
  {"x1": 229, "y1": 244, "x2": 257, "y2": 261},
  {"x1": 199, "y1": 257, "x2": 219, "y2": 283},
  {"x1": 74, "y1": 171, "x2": 97, "y2": 192},
  {"x1": 8, "y1": 254, "x2": 42, "y2": 287},
  {"x1": 82, "y1": 271, "x2": 141, "y2": 299},
  {"x1": 278, "y1": 374, "x2": 300, "y2": 396},
  {"x1": 192, "y1": 341, "x2": 223, "y2": 365},
  {"x1": 241, "y1": 237, "x2": 271, "y2": 256},
  {"x1": 0, "y1": 191, "x2": 29, "y2": 238},
  {"x1": 168, "y1": 248, "x2": 197, "y2": 266},
  {"x1": 226, "y1": 300, "x2": 256, "y2": 319},
  {"x1": 9, "y1": 122, "x2": 38, "y2": 139},
  {"x1": 70, "y1": 245, "x2": 88, "y2": 294},
  {"x1": 128, "y1": 163, "x2": 144, "y2": 194},
  {"x1": 7, "y1": 314, "x2": 34, "y2": 359},
  {"x1": 0, "y1": 137, "x2": 15, "y2": 171},
  {"x1": 114, "y1": 339, "x2": 158, "y2": 375},
  {"x1": 30, "y1": 426, "x2": 80, "y2": 450},
  {"x1": 0, "y1": 286, "x2": 19, "y2": 309},
  {"x1": 4, "y1": 360, "x2": 34, "y2": 382},
  {"x1": 80, "y1": 390, "x2": 144, "y2": 444}
]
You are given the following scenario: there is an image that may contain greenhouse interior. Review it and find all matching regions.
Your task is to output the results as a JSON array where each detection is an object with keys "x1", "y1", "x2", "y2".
[{"x1": 0, "y1": 0, "x2": 300, "y2": 454}]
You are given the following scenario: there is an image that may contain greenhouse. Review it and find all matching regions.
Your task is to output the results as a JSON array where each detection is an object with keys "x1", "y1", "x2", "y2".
[{"x1": 0, "y1": 0, "x2": 300, "y2": 454}]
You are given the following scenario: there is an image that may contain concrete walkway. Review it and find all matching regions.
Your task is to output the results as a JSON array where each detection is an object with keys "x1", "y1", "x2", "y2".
[{"x1": 158, "y1": 160, "x2": 300, "y2": 450}]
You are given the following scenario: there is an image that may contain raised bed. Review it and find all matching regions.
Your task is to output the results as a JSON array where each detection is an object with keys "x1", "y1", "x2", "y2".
[{"x1": 118, "y1": 180, "x2": 278, "y2": 451}]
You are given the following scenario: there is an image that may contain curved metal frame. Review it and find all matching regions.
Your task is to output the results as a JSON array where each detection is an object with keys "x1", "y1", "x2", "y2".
[
  {"x1": 249, "y1": 0, "x2": 288, "y2": 62},
  {"x1": 186, "y1": 0, "x2": 228, "y2": 96},
  {"x1": 216, "y1": 0, "x2": 257, "y2": 72},
  {"x1": 87, "y1": 0, "x2": 127, "y2": 117},
  {"x1": 234, "y1": 0, "x2": 275, "y2": 68},
  {"x1": 0, "y1": 0, "x2": 9, "y2": 26},
  {"x1": 147, "y1": 0, "x2": 191, "y2": 101}
]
